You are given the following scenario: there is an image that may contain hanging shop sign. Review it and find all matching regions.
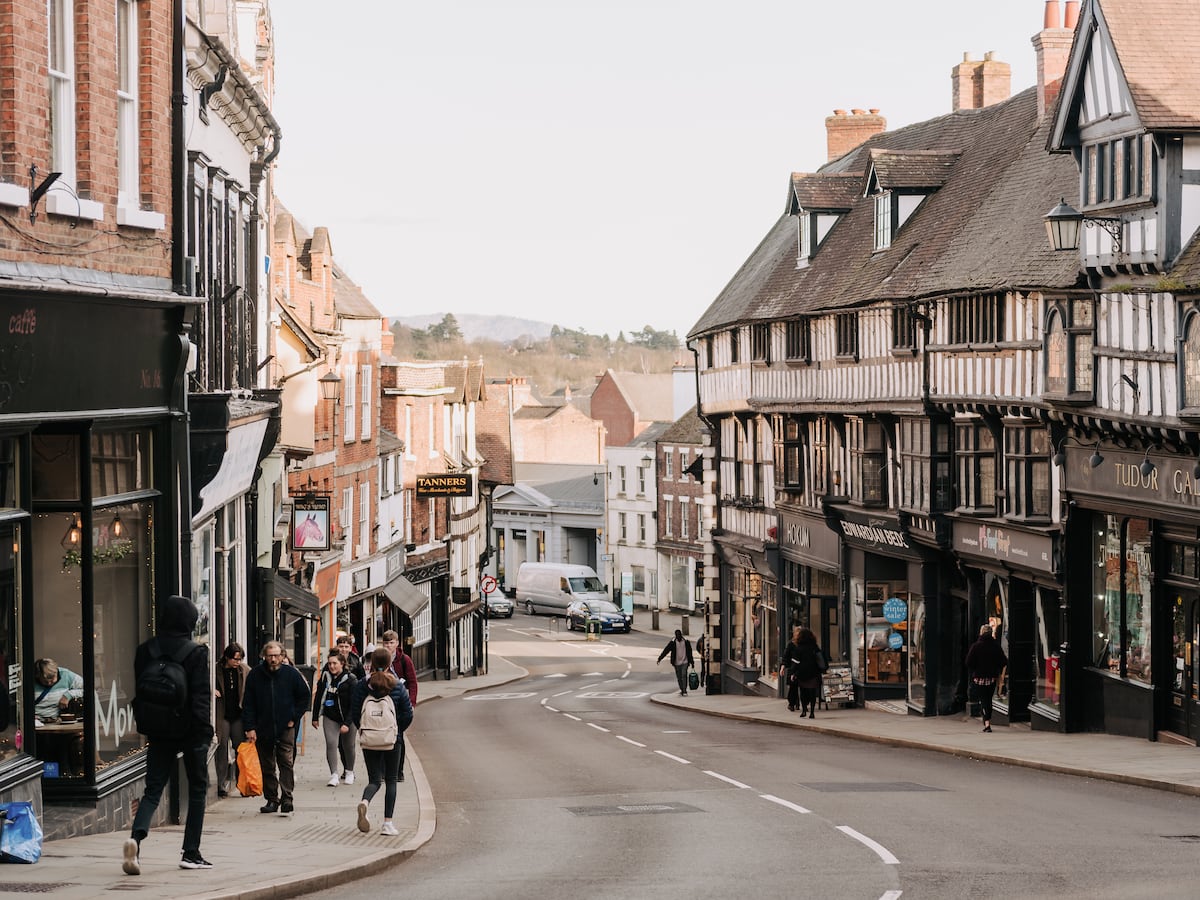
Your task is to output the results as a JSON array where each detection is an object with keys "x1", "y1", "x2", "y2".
[
  {"x1": 292, "y1": 496, "x2": 331, "y2": 552},
  {"x1": 416, "y1": 473, "x2": 473, "y2": 498}
]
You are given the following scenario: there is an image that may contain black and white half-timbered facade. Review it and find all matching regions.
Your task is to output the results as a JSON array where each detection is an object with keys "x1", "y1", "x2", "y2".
[{"x1": 690, "y1": 0, "x2": 1200, "y2": 745}]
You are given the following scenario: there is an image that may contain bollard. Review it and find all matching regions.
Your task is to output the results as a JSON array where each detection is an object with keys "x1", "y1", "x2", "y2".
[
  {"x1": 681, "y1": 614, "x2": 690, "y2": 636},
  {"x1": 651, "y1": 606, "x2": 659, "y2": 630}
]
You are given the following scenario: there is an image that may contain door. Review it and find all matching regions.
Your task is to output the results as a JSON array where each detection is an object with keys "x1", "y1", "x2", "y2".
[{"x1": 1168, "y1": 592, "x2": 1199, "y2": 738}]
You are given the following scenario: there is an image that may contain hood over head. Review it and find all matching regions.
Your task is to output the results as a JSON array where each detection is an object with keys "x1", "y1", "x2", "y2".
[{"x1": 158, "y1": 594, "x2": 199, "y2": 639}]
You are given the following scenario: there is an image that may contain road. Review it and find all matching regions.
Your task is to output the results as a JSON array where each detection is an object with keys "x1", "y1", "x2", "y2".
[{"x1": 307, "y1": 617, "x2": 1200, "y2": 899}]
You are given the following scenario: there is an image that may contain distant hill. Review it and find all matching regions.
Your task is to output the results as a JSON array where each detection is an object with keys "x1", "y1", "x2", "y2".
[{"x1": 392, "y1": 313, "x2": 553, "y2": 344}]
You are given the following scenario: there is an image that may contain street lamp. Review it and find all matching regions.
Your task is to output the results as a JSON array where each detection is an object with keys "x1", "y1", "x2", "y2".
[
  {"x1": 1044, "y1": 198, "x2": 1123, "y2": 253},
  {"x1": 318, "y1": 370, "x2": 341, "y2": 441}
]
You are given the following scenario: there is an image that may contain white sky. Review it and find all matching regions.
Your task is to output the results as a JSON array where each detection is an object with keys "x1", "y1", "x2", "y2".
[{"x1": 269, "y1": 1, "x2": 1049, "y2": 340}]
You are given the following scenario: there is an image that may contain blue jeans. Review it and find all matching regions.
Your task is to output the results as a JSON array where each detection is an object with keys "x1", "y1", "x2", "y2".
[
  {"x1": 131, "y1": 738, "x2": 209, "y2": 855},
  {"x1": 361, "y1": 742, "x2": 402, "y2": 818}
]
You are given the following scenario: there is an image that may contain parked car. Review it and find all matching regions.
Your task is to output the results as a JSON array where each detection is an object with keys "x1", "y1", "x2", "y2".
[
  {"x1": 566, "y1": 598, "x2": 632, "y2": 633},
  {"x1": 484, "y1": 594, "x2": 514, "y2": 618}
]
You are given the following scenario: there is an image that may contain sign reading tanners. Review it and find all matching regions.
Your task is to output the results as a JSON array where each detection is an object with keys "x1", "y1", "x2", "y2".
[{"x1": 416, "y1": 473, "x2": 473, "y2": 498}]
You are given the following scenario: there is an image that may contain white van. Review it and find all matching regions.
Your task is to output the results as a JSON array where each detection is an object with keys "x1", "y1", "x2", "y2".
[{"x1": 516, "y1": 563, "x2": 608, "y2": 616}]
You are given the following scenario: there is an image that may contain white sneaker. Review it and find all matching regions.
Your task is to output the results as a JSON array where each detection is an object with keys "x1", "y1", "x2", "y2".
[
  {"x1": 326, "y1": 772, "x2": 340, "y2": 787},
  {"x1": 356, "y1": 799, "x2": 370, "y2": 833},
  {"x1": 379, "y1": 821, "x2": 399, "y2": 836},
  {"x1": 343, "y1": 771, "x2": 355, "y2": 785}
]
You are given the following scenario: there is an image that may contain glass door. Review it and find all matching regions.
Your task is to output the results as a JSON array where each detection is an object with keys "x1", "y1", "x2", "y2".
[{"x1": 1168, "y1": 592, "x2": 1198, "y2": 738}]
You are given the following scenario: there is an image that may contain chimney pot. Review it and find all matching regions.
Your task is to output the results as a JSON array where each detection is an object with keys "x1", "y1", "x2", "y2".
[
  {"x1": 1064, "y1": 0, "x2": 1079, "y2": 29},
  {"x1": 851, "y1": 108, "x2": 865, "y2": 115},
  {"x1": 868, "y1": 108, "x2": 879, "y2": 114},
  {"x1": 833, "y1": 109, "x2": 847, "y2": 116},
  {"x1": 1044, "y1": 0, "x2": 1062, "y2": 29}
]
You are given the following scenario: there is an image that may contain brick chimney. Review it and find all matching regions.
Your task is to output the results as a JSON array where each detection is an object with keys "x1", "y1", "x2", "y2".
[
  {"x1": 1032, "y1": 0, "x2": 1077, "y2": 120},
  {"x1": 825, "y1": 108, "x2": 887, "y2": 162},
  {"x1": 951, "y1": 51, "x2": 1012, "y2": 111}
]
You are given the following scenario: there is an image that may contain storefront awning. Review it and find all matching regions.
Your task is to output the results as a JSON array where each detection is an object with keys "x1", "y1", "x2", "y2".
[
  {"x1": 382, "y1": 575, "x2": 430, "y2": 618},
  {"x1": 274, "y1": 573, "x2": 320, "y2": 619}
]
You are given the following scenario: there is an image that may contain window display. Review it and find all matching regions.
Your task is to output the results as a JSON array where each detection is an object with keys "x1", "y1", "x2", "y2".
[
  {"x1": 1093, "y1": 515, "x2": 1151, "y2": 683},
  {"x1": 1034, "y1": 588, "x2": 1062, "y2": 709},
  {"x1": 853, "y1": 580, "x2": 910, "y2": 685}
]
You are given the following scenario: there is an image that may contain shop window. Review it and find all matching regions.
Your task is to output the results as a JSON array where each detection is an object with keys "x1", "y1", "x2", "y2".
[
  {"x1": 852, "y1": 580, "x2": 911, "y2": 686},
  {"x1": 848, "y1": 417, "x2": 886, "y2": 506},
  {"x1": 1034, "y1": 588, "x2": 1062, "y2": 711},
  {"x1": 907, "y1": 596, "x2": 926, "y2": 707},
  {"x1": 1094, "y1": 515, "x2": 1151, "y2": 684},
  {"x1": 984, "y1": 575, "x2": 1009, "y2": 705},
  {"x1": 1004, "y1": 424, "x2": 1051, "y2": 520},
  {"x1": 0, "y1": 521, "x2": 23, "y2": 766},
  {"x1": 956, "y1": 420, "x2": 996, "y2": 513},
  {"x1": 32, "y1": 435, "x2": 81, "y2": 501}
]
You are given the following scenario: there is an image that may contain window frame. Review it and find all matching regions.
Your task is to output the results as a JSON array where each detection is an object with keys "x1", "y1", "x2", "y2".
[
  {"x1": 1180, "y1": 308, "x2": 1200, "y2": 414},
  {"x1": 1045, "y1": 298, "x2": 1095, "y2": 400},
  {"x1": 848, "y1": 417, "x2": 887, "y2": 506},
  {"x1": 835, "y1": 313, "x2": 859, "y2": 361},
  {"x1": 873, "y1": 191, "x2": 893, "y2": 250},
  {"x1": 956, "y1": 420, "x2": 998, "y2": 514},
  {"x1": 1004, "y1": 423, "x2": 1051, "y2": 521},
  {"x1": 948, "y1": 294, "x2": 1005, "y2": 346},
  {"x1": 785, "y1": 319, "x2": 811, "y2": 364},
  {"x1": 751, "y1": 324, "x2": 771, "y2": 363}
]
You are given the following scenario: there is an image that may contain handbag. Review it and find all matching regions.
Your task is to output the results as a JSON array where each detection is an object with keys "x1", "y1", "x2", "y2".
[
  {"x1": 688, "y1": 668, "x2": 699, "y2": 691},
  {"x1": 235, "y1": 741, "x2": 263, "y2": 797},
  {"x1": 0, "y1": 802, "x2": 42, "y2": 863},
  {"x1": 815, "y1": 649, "x2": 828, "y2": 673}
]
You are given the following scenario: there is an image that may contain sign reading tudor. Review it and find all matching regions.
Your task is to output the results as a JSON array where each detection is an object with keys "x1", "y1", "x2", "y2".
[{"x1": 415, "y1": 473, "x2": 474, "y2": 498}]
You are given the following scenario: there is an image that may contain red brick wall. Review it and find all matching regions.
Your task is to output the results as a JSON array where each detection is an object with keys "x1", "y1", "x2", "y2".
[
  {"x1": 0, "y1": 1, "x2": 173, "y2": 278},
  {"x1": 590, "y1": 375, "x2": 636, "y2": 448}
]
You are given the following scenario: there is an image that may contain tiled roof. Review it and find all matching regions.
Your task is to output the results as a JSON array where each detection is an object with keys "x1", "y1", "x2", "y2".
[
  {"x1": 789, "y1": 173, "x2": 860, "y2": 212},
  {"x1": 331, "y1": 265, "x2": 381, "y2": 319},
  {"x1": 605, "y1": 371, "x2": 675, "y2": 423},
  {"x1": 513, "y1": 406, "x2": 558, "y2": 420},
  {"x1": 691, "y1": 86, "x2": 1085, "y2": 335},
  {"x1": 1101, "y1": 0, "x2": 1200, "y2": 130},
  {"x1": 868, "y1": 149, "x2": 961, "y2": 190},
  {"x1": 658, "y1": 407, "x2": 708, "y2": 444}
]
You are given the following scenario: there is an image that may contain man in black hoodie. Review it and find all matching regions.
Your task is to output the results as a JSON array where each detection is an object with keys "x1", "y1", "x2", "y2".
[{"x1": 122, "y1": 594, "x2": 213, "y2": 875}]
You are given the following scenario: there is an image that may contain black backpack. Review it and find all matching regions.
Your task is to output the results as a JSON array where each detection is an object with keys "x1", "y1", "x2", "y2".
[{"x1": 132, "y1": 638, "x2": 196, "y2": 740}]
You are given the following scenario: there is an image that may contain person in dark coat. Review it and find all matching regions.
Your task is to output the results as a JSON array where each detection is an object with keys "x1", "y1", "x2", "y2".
[
  {"x1": 242, "y1": 640, "x2": 311, "y2": 815},
  {"x1": 213, "y1": 642, "x2": 250, "y2": 798},
  {"x1": 780, "y1": 626, "x2": 825, "y2": 717},
  {"x1": 122, "y1": 594, "x2": 213, "y2": 875},
  {"x1": 966, "y1": 624, "x2": 1008, "y2": 733},
  {"x1": 351, "y1": 648, "x2": 414, "y2": 836},
  {"x1": 656, "y1": 630, "x2": 694, "y2": 695}
]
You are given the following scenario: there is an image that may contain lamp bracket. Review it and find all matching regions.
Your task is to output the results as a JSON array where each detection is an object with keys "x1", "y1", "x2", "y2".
[
  {"x1": 28, "y1": 164, "x2": 62, "y2": 225},
  {"x1": 1084, "y1": 216, "x2": 1123, "y2": 252}
]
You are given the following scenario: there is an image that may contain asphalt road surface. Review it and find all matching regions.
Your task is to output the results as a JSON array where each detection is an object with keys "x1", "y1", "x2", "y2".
[{"x1": 307, "y1": 618, "x2": 1200, "y2": 899}]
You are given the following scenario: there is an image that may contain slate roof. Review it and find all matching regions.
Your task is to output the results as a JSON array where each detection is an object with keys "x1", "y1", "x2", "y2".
[
  {"x1": 629, "y1": 420, "x2": 673, "y2": 448},
  {"x1": 1101, "y1": 0, "x2": 1200, "y2": 130},
  {"x1": 603, "y1": 371, "x2": 676, "y2": 423},
  {"x1": 690, "y1": 85, "x2": 1084, "y2": 336},
  {"x1": 789, "y1": 173, "x2": 860, "y2": 213},
  {"x1": 658, "y1": 407, "x2": 708, "y2": 444},
  {"x1": 331, "y1": 265, "x2": 382, "y2": 319},
  {"x1": 868, "y1": 149, "x2": 961, "y2": 190}
]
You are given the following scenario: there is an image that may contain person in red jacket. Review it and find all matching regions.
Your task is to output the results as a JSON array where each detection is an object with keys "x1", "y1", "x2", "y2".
[{"x1": 381, "y1": 629, "x2": 417, "y2": 781}]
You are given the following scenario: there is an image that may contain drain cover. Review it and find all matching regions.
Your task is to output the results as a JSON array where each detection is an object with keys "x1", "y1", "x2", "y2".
[
  {"x1": 566, "y1": 802, "x2": 699, "y2": 816},
  {"x1": 801, "y1": 782, "x2": 945, "y2": 793}
]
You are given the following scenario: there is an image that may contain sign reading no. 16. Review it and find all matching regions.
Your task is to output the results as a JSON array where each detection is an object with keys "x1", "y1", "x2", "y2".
[{"x1": 416, "y1": 473, "x2": 473, "y2": 497}]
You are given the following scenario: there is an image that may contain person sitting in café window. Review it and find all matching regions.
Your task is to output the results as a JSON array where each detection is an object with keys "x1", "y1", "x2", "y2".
[{"x1": 33, "y1": 658, "x2": 84, "y2": 721}]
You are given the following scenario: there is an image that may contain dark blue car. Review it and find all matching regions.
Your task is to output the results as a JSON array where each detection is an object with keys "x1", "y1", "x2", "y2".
[{"x1": 566, "y1": 599, "x2": 632, "y2": 633}]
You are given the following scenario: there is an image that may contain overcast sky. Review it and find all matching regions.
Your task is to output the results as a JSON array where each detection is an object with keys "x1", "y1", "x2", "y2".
[{"x1": 269, "y1": 1, "x2": 1051, "y2": 340}]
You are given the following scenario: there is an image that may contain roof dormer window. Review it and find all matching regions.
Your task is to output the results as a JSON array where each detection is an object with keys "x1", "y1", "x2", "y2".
[
  {"x1": 874, "y1": 192, "x2": 893, "y2": 251},
  {"x1": 789, "y1": 173, "x2": 858, "y2": 266}
]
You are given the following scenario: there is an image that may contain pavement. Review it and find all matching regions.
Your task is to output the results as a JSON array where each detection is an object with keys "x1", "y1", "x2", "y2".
[{"x1": 17, "y1": 612, "x2": 1200, "y2": 897}]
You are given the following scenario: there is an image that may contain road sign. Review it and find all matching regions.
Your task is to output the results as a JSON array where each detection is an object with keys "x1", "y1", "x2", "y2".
[{"x1": 481, "y1": 574, "x2": 498, "y2": 595}]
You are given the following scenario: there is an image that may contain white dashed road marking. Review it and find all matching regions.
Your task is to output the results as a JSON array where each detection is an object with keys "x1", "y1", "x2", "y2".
[
  {"x1": 616, "y1": 736, "x2": 645, "y2": 747},
  {"x1": 563, "y1": 714, "x2": 581, "y2": 721},
  {"x1": 654, "y1": 750, "x2": 690, "y2": 765},
  {"x1": 837, "y1": 826, "x2": 900, "y2": 865},
  {"x1": 760, "y1": 794, "x2": 811, "y2": 814},
  {"x1": 587, "y1": 723, "x2": 610, "y2": 733},
  {"x1": 704, "y1": 770, "x2": 752, "y2": 789}
]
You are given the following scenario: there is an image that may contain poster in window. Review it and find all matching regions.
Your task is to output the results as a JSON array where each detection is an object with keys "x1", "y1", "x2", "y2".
[{"x1": 292, "y1": 497, "x2": 330, "y2": 552}]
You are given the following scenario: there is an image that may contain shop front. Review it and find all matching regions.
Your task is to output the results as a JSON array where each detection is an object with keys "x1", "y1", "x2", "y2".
[
  {"x1": 950, "y1": 518, "x2": 1060, "y2": 727},
  {"x1": 827, "y1": 507, "x2": 944, "y2": 709},
  {"x1": 778, "y1": 508, "x2": 842, "y2": 673},
  {"x1": 714, "y1": 533, "x2": 777, "y2": 697},
  {"x1": 1061, "y1": 444, "x2": 1200, "y2": 741},
  {"x1": 0, "y1": 292, "x2": 190, "y2": 833}
]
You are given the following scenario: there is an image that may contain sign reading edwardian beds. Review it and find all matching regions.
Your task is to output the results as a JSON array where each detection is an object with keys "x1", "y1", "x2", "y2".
[
  {"x1": 416, "y1": 473, "x2": 473, "y2": 498},
  {"x1": 291, "y1": 496, "x2": 331, "y2": 552}
]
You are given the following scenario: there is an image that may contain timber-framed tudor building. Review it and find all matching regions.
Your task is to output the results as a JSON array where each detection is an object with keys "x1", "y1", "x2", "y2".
[{"x1": 688, "y1": 0, "x2": 1200, "y2": 744}]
